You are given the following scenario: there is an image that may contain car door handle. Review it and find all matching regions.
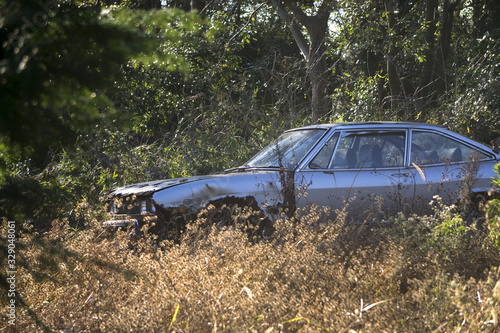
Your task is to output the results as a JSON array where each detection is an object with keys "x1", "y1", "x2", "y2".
[{"x1": 391, "y1": 172, "x2": 410, "y2": 177}]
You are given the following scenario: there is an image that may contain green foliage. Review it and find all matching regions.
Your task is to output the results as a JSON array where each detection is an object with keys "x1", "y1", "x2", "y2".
[
  {"x1": 484, "y1": 163, "x2": 500, "y2": 249},
  {"x1": 493, "y1": 163, "x2": 500, "y2": 188},
  {"x1": 486, "y1": 199, "x2": 500, "y2": 249},
  {"x1": 0, "y1": 1, "x2": 215, "y2": 223},
  {"x1": 329, "y1": 0, "x2": 500, "y2": 139},
  {"x1": 0, "y1": 1, "x2": 158, "y2": 168},
  {"x1": 444, "y1": 30, "x2": 500, "y2": 142},
  {"x1": 0, "y1": 1, "x2": 213, "y2": 172},
  {"x1": 107, "y1": 7, "x2": 214, "y2": 75},
  {"x1": 0, "y1": 174, "x2": 70, "y2": 229},
  {"x1": 430, "y1": 196, "x2": 468, "y2": 240},
  {"x1": 383, "y1": 196, "x2": 491, "y2": 278}
]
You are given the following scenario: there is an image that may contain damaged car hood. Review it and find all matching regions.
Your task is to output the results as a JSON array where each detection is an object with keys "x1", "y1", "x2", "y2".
[
  {"x1": 107, "y1": 169, "x2": 286, "y2": 213},
  {"x1": 108, "y1": 175, "x2": 224, "y2": 198}
]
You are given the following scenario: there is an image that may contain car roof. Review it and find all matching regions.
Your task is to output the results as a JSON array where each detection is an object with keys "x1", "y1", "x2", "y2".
[
  {"x1": 288, "y1": 121, "x2": 497, "y2": 156},
  {"x1": 289, "y1": 121, "x2": 446, "y2": 131}
]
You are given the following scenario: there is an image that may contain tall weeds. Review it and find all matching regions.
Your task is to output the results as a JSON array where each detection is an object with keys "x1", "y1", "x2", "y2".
[{"x1": 1, "y1": 202, "x2": 499, "y2": 332}]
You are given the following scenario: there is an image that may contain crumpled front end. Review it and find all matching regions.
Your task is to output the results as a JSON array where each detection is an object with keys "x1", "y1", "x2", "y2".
[
  {"x1": 102, "y1": 195, "x2": 158, "y2": 228},
  {"x1": 102, "y1": 177, "x2": 200, "y2": 228},
  {"x1": 102, "y1": 171, "x2": 285, "y2": 239}
]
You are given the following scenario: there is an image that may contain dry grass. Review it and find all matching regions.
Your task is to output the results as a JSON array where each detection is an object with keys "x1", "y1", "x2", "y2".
[{"x1": 1, "y1": 203, "x2": 499, "y2": 332}]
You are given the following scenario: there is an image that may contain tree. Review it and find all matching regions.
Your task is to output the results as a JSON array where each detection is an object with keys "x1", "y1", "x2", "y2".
[
  {"x1": 381, "y1": 0, "x2": 460, "y2": 118},
  {"x1": 328, "y1": 0, "x2": 485, "y2": 122},
  {"x1": 270, "y1": 0, "x2": 334, "y2": 122}
]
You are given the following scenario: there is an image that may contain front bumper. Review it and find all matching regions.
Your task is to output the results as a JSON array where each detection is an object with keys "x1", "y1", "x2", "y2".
[
  {"x1": 102, "y1": 218, "x2": 138, "y2": 228},
  {"x1": 101, "y1": 213, "x2": 157, "y2": 228}
]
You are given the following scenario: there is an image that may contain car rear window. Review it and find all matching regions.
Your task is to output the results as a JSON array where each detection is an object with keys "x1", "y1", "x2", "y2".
[{"x1": 411, "y1": 131, "x2": 490, "y2": 165}]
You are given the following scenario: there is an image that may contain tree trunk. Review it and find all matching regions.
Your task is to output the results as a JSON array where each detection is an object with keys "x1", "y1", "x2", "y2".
[
  {"x1": 384, "y1": 0, "x2": 404, "y2": 117},
  {"x1": 190, "y1": 0, "x2": 205, "y2": 12},
  {"x1": 418, "y1": 0, "x2": 457, "y2": 117},
  {"x1": 418, "y1": 0, "x2": 439, "y2": 114},
  {"x1": 306, "y1": 13, "x2": 330, "y2": 123},
  {"x1": 271, "y1": 0, "x2": 331, "y2": 123},
  {"x1": 434, "y1": 0, "x2": 458, "y2": 100}
]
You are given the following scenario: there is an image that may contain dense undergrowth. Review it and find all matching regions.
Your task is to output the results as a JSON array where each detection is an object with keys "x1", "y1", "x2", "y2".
[{"x1": 1, "y1": 199, "x2": 499, "y2": 332}]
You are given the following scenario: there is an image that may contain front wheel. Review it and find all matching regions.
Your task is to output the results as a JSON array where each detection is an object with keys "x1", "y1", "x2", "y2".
[{"x1": 198, "y1": 196, "x2": 274, "y2": 240}]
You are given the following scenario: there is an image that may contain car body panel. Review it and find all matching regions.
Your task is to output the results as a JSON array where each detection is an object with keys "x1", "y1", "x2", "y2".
[
  {"x1": 109, "y1": 177, "x2": 211, "y2": 197},
  {"x1": 297, "y1": 168, "x2": 415, "y2": 216},
  {"x1": 150, "y1": 170, "x2": 284, "y2": 212},
  {"x1": 410, "y1": 159, "x2": 498, "y2": 206}
]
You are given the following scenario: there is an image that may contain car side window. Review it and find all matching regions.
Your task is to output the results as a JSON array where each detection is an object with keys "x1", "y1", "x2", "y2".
[
  {"x1": 309, "y1": 132, "x2": 339, "y2": 169},
  {"x1": 330, "y1": 131, "x2": 406, "y2": 169},
  {"x1": 411, "y1": 131, "x2": 489, "y2": 165}
]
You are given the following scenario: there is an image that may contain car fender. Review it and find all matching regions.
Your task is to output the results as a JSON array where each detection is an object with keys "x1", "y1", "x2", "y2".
[{"x1": 151, "y1": 171, "x2": 284, "y2": 214}]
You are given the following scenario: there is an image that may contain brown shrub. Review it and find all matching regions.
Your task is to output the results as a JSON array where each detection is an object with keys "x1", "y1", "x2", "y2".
[{"x1": 1, "y1": 205, "x2": 499, "y2": 332}]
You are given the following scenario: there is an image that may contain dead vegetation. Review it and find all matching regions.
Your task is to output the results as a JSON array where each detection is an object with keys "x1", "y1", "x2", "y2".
[{"x1": 1, "y1": 201, "x2": 499, "y2": 332}]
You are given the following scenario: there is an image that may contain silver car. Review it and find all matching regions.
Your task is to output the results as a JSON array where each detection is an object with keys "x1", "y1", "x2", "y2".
[{"x1": 103, "y1": 122, "x2": 499, "y2": 234}]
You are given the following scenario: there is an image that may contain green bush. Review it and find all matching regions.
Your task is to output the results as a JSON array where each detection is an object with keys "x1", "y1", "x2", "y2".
[
  {"x1": 486, "y1": 199, "x2": 500, "y2": 249},
  {"x1": 484, "y1": 163, "x2": 500, "y2": 249}
]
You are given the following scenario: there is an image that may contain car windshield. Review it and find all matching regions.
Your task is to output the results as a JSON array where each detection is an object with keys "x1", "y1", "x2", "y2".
[{"x1": 244, "y1": 129, "x2": 326, "y2": 169}]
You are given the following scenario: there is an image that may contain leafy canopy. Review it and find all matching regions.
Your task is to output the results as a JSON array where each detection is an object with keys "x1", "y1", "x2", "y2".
[{"x1": 0, "y1": 0, "x2": 208, "y2": 170}]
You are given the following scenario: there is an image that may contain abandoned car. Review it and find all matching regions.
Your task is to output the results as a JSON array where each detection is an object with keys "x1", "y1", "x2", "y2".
[{"x1": 103, "y1": 122, "x2": 499, "y2": 236}]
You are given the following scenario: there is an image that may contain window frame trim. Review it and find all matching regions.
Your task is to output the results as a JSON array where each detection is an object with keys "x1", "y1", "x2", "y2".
[{"x1": 303, "y1": 128, "x2": 409, "y2": 171}]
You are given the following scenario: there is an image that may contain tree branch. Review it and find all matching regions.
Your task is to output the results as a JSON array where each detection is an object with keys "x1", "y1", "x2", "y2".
[
  {"x1": 282, "y1": 0, "x2": 311, "y2": 28},
  {"x1": 271, "y1": 0, "x2": 310, "y2": 60}
]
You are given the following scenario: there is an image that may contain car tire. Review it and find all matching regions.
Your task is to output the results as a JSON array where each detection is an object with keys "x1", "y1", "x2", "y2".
[{"x1": 200, "y1": 196, "x2": 274, "y2": 240}]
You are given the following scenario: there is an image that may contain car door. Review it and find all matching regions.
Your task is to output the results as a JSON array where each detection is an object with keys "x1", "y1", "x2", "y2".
[
  {"x1": 296, "y1": 129, "x2": 415, "y2": 220},
  {"x1": 409, "y1": 129, "x2": 493, "y2": 210}
]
